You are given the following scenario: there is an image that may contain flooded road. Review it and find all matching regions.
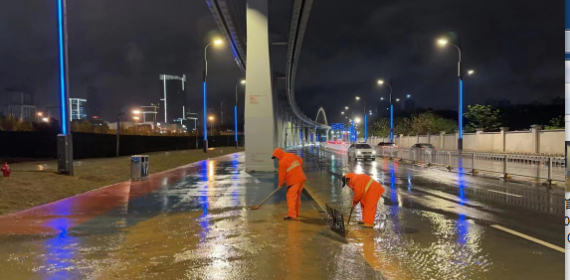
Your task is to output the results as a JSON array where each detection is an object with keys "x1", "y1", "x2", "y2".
[
  {"x1": 0, "y1": 147, "x2": 563, "y2": 279},
  {"x1": 298, "y1": 145, "x2": 564, "y2": 280},
  {"x1": 0, "y1": 153, "x2": 381, "y2": 279}
]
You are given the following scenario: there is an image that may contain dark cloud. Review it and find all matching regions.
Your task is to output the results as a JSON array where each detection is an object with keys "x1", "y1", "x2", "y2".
[
  {"x1": 296, "y1": 0, "x2": 563, "y2": 123},
  {"x1": 0, "y1": 0, "x2": 562, "y2": 124},
  {"x1": 0, "y1": 0, "x2": 242, "y2": 120}
]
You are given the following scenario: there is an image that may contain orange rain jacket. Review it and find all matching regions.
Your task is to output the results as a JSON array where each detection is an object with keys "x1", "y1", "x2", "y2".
[
  {"x1": 344, "y1": 173, "x2": 385, "y2": 206},
  {"x1": 273, "y1": 148, "x2": 307, "y2": 187}
]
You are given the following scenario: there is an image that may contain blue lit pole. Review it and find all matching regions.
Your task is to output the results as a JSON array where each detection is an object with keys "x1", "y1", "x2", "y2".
[
  {"x1": 56, "y1": 0, "x2": 73, "y2": 175},
  {"x1": 203, "y1": 39, "x2": 223, "y2": 153},
  {"x1": 235, "y1": 80, "x2": 245, "y2": 148}
]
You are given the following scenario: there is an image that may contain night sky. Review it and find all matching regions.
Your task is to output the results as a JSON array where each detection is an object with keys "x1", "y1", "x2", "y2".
[{"x1": 0, "y1": 0, "x2": 562, "y2": 123}]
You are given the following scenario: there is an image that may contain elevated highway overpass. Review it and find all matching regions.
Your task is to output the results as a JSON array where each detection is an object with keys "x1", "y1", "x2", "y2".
[{"x1": 206, "y1": 0, "x2": 330, "y2": 171}]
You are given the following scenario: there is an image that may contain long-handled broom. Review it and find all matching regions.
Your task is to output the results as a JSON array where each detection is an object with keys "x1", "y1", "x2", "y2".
[{"x1": 248, "y1": 188, "x2": 281, "y2": 210}]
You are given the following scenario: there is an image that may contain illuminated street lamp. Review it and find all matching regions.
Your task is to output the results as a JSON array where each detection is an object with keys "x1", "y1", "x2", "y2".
[
  {"x1": 377, "y1": 79, "x2": 395, "y2": 141},
  {"x1": 42, "y1": 117, "x2": 49, "y2": 122},
  {"x1": 203, "y1": 38, "x2": 224, "y2": 152},
  {"x1": 234, "y1": 79, "x2": 246, "y2": 148},
  {"x1": 133, "y1": 116, "x2": 140, "y2": 121},
  {"x1": 341, "y1": 111, "x2": 344, "y2": 115},
  {"x1": 354, "y1": 117, "x2": 361, "y2": 124},
  {"x1": 355, "y1": 96, "x2": 368, "y2": 142},
  {"x1": 208, "y1": 115, "x2": 215, "y2": 136},
  {"x1": 437, "y1": 35, "x2": 467, "y2": 151},
  {"x1": 132, "y1": 110, "x2": 141, "y2": 114}
]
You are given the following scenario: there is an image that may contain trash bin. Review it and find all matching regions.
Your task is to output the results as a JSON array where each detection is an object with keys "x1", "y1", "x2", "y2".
[{"x1": 131, "y1": 155, "x2": 149, "y2": 181}]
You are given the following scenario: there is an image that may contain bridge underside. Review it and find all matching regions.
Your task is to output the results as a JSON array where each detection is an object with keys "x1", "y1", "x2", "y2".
[{"x1": 207, "y1": 0, "x2": 330, "y2": 172}]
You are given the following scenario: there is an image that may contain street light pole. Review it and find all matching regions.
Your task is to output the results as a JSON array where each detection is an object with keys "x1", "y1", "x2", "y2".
[
  {"x1": 438, "y1": 37, "x2": 464, "y2": 152},
  {"x1": 203, "y1": 43, "x2": 211, "y2": 153},
  {"x1": 356, "y1": 97, "x2": 367, "y2": 142},
  {"x1": 235, "y1": 80, "x2": 245, "y2": 148},
  {"x1": 202, "y1": 39, "x2": 223, "y2": 153},
  {"x1": 116, "y1": 112, "x2": 125, "y2": 157},
  {"x1": 377, "y1": 80, "x2": 394, "y2": 142}
]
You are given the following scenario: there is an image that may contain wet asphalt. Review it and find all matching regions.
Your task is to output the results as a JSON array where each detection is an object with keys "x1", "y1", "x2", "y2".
[
  {"x1": 297, "y1": 144, "x2": 564, "y2": 279},
  {"x1": 0, "y1": 146, "x2": 564, "y2": 279}
]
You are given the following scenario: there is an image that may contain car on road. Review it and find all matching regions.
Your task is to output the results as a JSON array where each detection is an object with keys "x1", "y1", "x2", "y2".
[
  {"x1": 377, "y1": 142, "x2": 399, "y2": 158},
  {"x1": 348, "y1": 143, "x2": 376, "y2": 161},
  {"x1": 410, "y1": 143, "x2": 437, "y2": 162}
]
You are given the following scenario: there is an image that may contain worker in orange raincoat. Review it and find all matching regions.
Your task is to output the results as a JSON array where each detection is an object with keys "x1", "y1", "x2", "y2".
[
  {"x1": 272, "y1": 148, "x2": 307, "y2": 220},
  {"x1": 342, "y1": 173, "x2": 385, "y2": 228}
]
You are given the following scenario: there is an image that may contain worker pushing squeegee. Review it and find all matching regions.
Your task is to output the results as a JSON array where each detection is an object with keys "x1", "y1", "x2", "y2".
[
  {"x1": 342, "y1": 173, "x2": 385, "y2": 228},
  {"x1": 247, "y1": 148, "x2": 307, "y2": 215}
]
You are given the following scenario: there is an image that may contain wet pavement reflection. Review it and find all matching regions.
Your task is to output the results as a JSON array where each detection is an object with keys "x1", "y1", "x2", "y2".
[
  {"x1": 0, "y1": 152, "x2": 383, "y2": 279},
  {"x1": 301, "y1": 145, "x2": 563, "y2": 280}
]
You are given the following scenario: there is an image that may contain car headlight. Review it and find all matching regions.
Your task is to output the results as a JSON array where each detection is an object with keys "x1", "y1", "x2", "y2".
[{"x1": 357, "y1": 151, "x2": 361, "y2": 154}]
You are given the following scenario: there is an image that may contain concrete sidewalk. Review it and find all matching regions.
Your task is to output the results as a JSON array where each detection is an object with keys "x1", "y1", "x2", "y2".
[
  {"x1": 0, "y1": 152, "x2": 382, "y2": 280},
  {"x1": 0, "y1": 147, "x2": 244, "y2": 215}
]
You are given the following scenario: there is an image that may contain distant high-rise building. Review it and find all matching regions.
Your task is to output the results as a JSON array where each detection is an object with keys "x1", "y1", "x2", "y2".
[
  {"x1": 141, "y1": 104, "x2": 159, "y2": 124},
  {"x1": 159, "y1": 74, "x2": 187, "y2": 124},
  {"x1": 1, "y1": 91, "x2": 36, "y2": 122},
  {"x1": 87, "y1": 86, "x2": 101, "y2": 118},
  {"x1": 69, "y1": 98, "x2": 87, "y2": 120}
]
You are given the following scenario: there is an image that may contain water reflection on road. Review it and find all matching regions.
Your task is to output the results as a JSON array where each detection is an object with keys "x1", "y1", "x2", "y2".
[{"x1": 301, "y1": 145, "x2": 563, "y2": 280}]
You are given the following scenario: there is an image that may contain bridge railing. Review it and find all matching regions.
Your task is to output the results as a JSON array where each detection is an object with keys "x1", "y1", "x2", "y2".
[{"x1": 321, "y1": 143, "x2": 565, "y2": 183}]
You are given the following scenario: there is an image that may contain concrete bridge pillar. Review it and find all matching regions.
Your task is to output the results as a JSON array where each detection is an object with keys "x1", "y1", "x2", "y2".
[
  {"x1": 244, "y1": 0, "x2": 274, "y2": 172},
  {"x1": 312, "y1": 128, "x2": 316, "y2": 144}
]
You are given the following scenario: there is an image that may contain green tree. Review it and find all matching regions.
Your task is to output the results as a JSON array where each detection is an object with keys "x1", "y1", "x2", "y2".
[
  {"x1": 464, "y1": 104, "x2": 501, "y2": 132},
  {"x1": 545, "y1": 116, "x2": 564, "y2": 130},
  {"x1": 394, "y1": 117, "x2": 413, "y2": 135},
  {"x1": 369, "y1": 118, "x2": 390, "y2": 137},
  {"x1": 410, "y1": 112, "x2": 457, "y2": 135}
]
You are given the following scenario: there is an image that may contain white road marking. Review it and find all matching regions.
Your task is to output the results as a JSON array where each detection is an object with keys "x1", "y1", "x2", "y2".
[
  {"x1": 487, "y1": 189, "x2": 523, "y2": 198},
  {"x1": 491, "y1": 224, "x2": 564, "y2": 253}
]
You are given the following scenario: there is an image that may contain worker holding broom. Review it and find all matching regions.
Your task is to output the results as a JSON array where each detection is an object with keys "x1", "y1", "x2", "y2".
[
  {"x1": 342, "y1": 173, "x2": 385, "y2": 228},
  {"x1": 272, "y1": 148, "x2": 307, "y2": 220}
]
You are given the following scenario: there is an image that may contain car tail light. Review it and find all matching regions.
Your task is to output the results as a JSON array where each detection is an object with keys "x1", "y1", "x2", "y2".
[{"x1": 421, "y1": 148, "x2": 425, "y2": 150}]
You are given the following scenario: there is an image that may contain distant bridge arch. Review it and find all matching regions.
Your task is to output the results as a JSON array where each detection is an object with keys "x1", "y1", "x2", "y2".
[{"x1": 315, "y1": 107, "x2": 328, "y2": 126}]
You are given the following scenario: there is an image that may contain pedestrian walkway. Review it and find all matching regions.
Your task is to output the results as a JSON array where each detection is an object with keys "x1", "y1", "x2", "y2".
[{"x1": 0, "y1": 152, "x2": 381, "y2": 279}]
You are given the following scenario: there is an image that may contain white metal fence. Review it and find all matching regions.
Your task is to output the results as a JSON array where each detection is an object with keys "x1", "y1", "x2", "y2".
[{"x1": 375, "y1": 147, "x2": 565, "y2": 183}]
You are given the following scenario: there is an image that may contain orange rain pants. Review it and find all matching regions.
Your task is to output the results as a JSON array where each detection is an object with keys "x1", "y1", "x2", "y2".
[
  {"x1": 286, "y1": 183, "x2": 304, "y2": 218},
  {"x1": 344, "y1": 173, "x2": 385, "y2": 225},
  {"x1": 273, "y1": 148, "x2": 307, "y2": 219}
]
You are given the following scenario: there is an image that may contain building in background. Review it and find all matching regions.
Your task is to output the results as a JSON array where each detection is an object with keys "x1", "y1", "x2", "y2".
[
  {"x1": 159, "y1": 74, "x2": 186, "y2": 124},
  {"x1": 87, "y1": 86, "x2": 101, "y2": 118},
  {"x1": 1, "y1": 91, "x2": 36, "y2": 122},
  {"x1": 45, "y1": 106, "x2": 60, "y2": 121},
  {"x1": 186, "y1": 112, "x2": 199, "y2": 131},
  {"x1": 69, "y1": 98, "x2": 87, "y2": 120},
  {"x1": 141, "y1": 104, "x2": 159, "y2": 124}
]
